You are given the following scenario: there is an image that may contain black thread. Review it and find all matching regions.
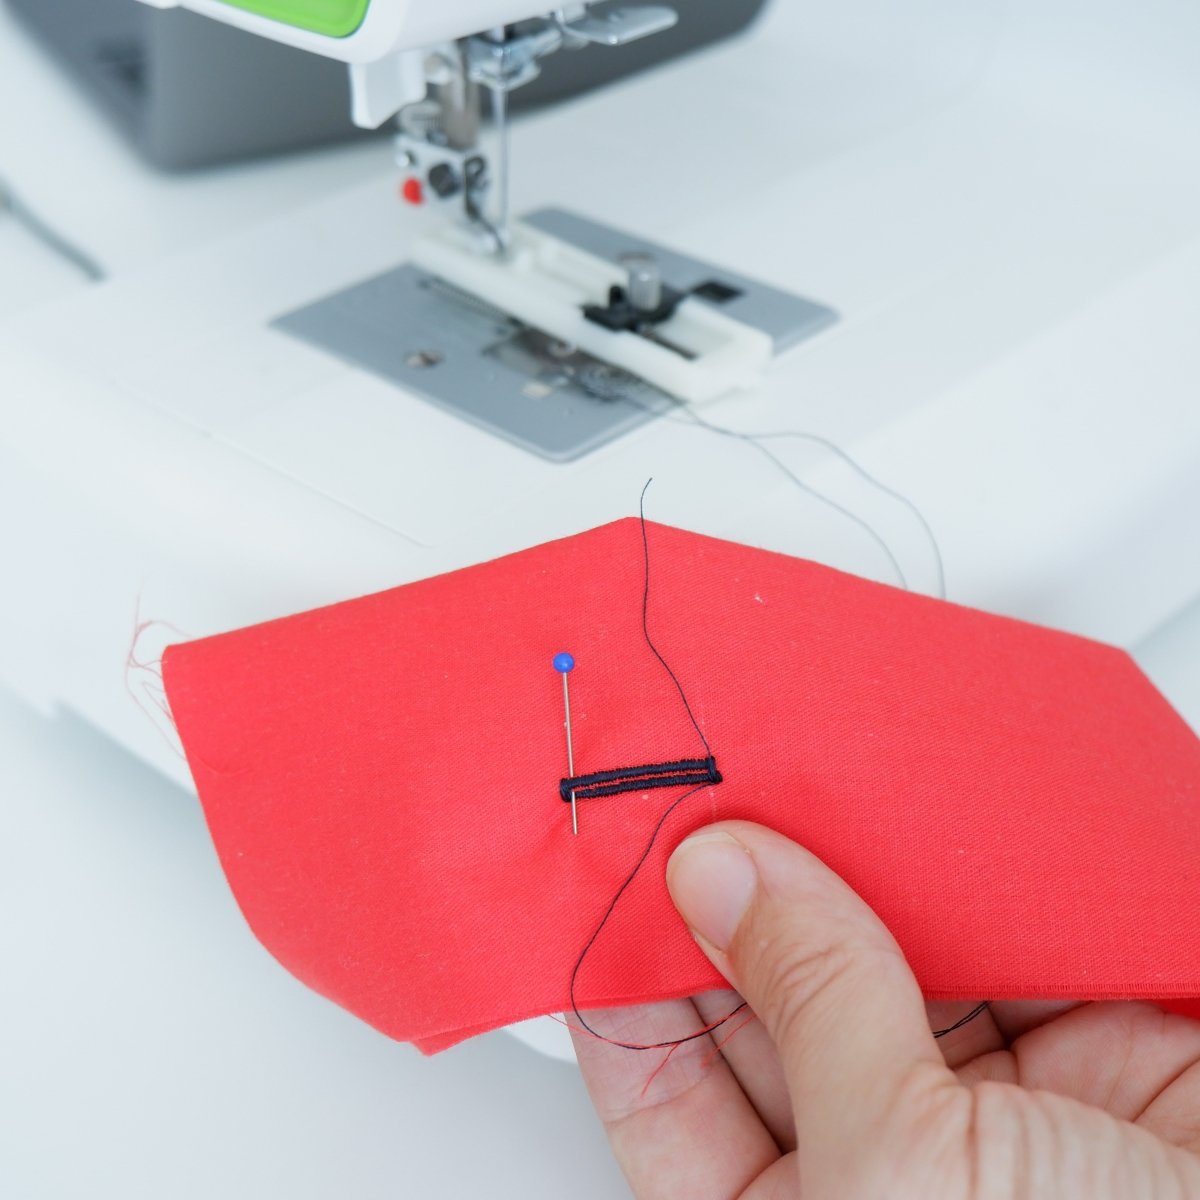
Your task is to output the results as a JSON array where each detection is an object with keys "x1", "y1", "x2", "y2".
[
  {"x1": 567, "y1": 483, "x2": 741, "y2": 1051},
  {"x1": 568, "y1": 484, "x2": 983, "y2": 1053},
  {"x1": 668, "y1": 410, "x2": 911, "y2": 590},
  {"x1": 615, "y1": 395, "x2": 948, "y2": 599},
  {"x1": 639, "y1": 479, "x2": 714, "y2": 757},
  {"x1": 744, "y1": 426, "x2": 946, "y2": 601},
  {"x1": 561, "y1": 756, "x2": 721, "y2": 802},
  {"x1": 932, "y1": 1001, "x2": 990, "y2": 1039},
  {"x1": 569, "y1": 783, "x2": 748, "y2": 1050}
]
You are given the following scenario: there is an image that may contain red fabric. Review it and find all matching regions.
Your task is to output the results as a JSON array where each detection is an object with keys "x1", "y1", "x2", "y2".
[{"x1": 162, "y1": 519, "x2": 1200, "y2": 1053}]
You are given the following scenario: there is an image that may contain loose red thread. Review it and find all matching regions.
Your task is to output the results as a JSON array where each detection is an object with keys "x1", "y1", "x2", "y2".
[{"x1": 125, "y1": 596, "x2": 189, "y2": 757}]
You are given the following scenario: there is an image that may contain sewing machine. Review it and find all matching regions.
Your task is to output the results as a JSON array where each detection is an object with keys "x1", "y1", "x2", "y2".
[
  {"x1": 102, "y1": 1, "x2": 836, "y2": 460},
  {"x1": 3, "y1": 0, "x2": 1200, "y2": 1061}
]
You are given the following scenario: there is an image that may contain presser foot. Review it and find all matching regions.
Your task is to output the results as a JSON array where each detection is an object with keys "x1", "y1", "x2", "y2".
[{"x1": 273, "y1": 208, "x2": 837, "y2": 462}]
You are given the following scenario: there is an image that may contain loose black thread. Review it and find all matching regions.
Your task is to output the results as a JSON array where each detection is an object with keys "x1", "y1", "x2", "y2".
[
  {"x1": 638, "y1": 480, "x2": 715, "y2": 755},
  {"x1": 635, "y1": 402, "x2": 970, "y2": 1041},
  {"x1": 568, "y1": 481, "x2": 743, "y2": 1051},
  {"x1": 615, "y1": 393, "x2": 947, "y2": 600},
  {"x1": 744, "y1": 424, "x2": 946, "y2": 601},
  {"x1": 569, "y1": 782, "x2": 749, "y2": 1050},
  {"x1": 412, "y1": 276, "x2": 944, "y2": 594},
  {"x1": 568, "y1": 481, "x2": 983, "y2": 1053},
  {"x1": 562, "y1": 756, "x2": 721, "y2": 802},
  {"x1": 932, "y1": 1002, "x2": 990, "y2": 1039}
]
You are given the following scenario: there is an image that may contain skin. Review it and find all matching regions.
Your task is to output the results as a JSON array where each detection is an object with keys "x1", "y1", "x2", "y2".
[{"x1": 570, "y1": 821, "x2": 1200, "y2": 1200}]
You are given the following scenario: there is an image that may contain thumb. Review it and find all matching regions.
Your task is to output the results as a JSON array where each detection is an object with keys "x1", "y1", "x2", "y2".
[{"x1": 667, "y1": 821, "x2": 961, "y2": 1187}]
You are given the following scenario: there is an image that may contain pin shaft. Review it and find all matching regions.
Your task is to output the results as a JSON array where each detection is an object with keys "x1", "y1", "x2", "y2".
[{"x1": 562, "y1": 672, "x2": 577, "y2": 836}]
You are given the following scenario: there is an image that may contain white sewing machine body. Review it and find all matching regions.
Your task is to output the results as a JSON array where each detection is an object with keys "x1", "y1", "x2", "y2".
[
  {"x1": 3, "y1": 0, "x2": 1200, "y2": 1060},
  {"x1": 139, "y1": 0, "x2": 566, "y2": 62}
]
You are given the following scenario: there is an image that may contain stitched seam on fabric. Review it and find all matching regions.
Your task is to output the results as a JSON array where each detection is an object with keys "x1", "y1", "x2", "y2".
[
  {"x1": 560, "y1": 756, "x2": 721, "y2": 802},
  {"x1": 568, "y1": 773, "x2": 719, "y2": 801}
]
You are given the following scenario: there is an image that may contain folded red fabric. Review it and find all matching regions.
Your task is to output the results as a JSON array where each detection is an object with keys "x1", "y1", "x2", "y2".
[{"x1": 162, "y1": 519, "x2": 1200, "y2": 1053}]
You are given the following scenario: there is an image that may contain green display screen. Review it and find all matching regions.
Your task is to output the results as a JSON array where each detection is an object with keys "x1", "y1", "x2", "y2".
[{"x1": 217, "y1": 0, "x2": 371, "y2": 38}]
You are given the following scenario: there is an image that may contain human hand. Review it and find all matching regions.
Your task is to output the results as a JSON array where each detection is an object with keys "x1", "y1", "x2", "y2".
[{"x1": 570, "y1": 821, "x2": 1200, "y2": 1199}]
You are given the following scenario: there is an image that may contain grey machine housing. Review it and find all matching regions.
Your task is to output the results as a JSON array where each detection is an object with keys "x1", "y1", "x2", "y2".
[{"x1": 6, "y1": 0, "x2": 770, "y2": 170}]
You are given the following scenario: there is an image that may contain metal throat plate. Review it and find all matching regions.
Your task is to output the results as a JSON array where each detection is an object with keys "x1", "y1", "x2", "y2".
[{"x1": 273, "y1": 207, "x2": 837, "y2": 463}]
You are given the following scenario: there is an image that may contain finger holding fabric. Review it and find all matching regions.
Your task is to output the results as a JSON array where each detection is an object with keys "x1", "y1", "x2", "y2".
[
  {"x1": 667, "y1": 823, "x2": 967, "y2": 1198},
  {"x1": 576, "y1": 820, "x2": 1200, "y2": 1200}
]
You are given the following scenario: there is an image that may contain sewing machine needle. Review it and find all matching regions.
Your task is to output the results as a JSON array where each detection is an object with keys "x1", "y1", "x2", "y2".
[{"x1": 553, "y1": 653, "x2": 578, "y2": 835}]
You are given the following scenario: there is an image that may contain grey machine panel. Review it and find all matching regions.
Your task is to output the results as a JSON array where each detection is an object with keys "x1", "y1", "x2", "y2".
[
  {"x1": 273, "y1": 208, "x2": 838, "y2": 463},
  {"x1": 6, "y1": 0, "x2": 771, "y2": 170}
]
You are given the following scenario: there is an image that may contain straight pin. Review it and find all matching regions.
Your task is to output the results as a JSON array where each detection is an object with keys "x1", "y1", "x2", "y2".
[{"x1": 553, "y1": 652, "x2": 578, "y2": 835}]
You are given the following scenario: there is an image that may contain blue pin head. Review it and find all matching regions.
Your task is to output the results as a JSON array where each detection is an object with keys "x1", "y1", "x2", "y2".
[{"x1": 553, "y1": 652, "x2": 575, "y2": 674}]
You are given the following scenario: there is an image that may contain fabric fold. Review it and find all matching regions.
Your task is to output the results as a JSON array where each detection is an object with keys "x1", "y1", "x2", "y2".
[{"x1": 163, "y1": 518, "x2": 1200, "y2": 1052}]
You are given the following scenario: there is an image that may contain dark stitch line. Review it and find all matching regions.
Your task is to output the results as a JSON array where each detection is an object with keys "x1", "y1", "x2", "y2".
[
  {"x1": 564, "y1": 769, "x2": 718, "y2": 801},
  {"x1": 560, "y1": 756, "x2": 721, "y2": 802},
  {"x1": 565, "y1": 771, "x2": 720, "y2": 802},
  {"x1": 567, "y1": 756, "x2": 717, "y2": 788},
  {"x1": 569, "y1": 775, "x2": 709, "y2": 800}
]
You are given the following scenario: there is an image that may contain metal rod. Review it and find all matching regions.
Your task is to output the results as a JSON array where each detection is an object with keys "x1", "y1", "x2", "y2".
[
  {"x1": 562, "y1": 671, "x2": 577, "y2": 836},
  {"x1": 488, "y1": 80, "x2": 511, "y2": 252}
]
